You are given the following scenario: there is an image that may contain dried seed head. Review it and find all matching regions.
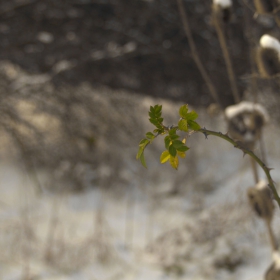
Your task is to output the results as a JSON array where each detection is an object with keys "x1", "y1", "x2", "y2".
[
  {"x1": 212, "y1": 0, "x2": 232, "y2": 23},
  {"x1": 247, "y1": 180, "x2": 274, "y2": 221},
  {"x1": 213, "y1": 0, "x2": 232, "y2": 8},
  {"x1": 265, "y1": 251, "x2": 280, "y2": 279},
  {"x1": 225, "y1": 102, "x2": 269, "y2": 149},
  {"x1": 273, "y1": 251, "x2": 280, "y2": 271},
  {"x1": 254, "y1": 0, "x2": 274, "y2": 14},
  {"x1": 256, "y1": 35, "x2": 280, "y2": 78},
  {"x1": 260, "y1": 35, "x2": 280, "y2": 52}
]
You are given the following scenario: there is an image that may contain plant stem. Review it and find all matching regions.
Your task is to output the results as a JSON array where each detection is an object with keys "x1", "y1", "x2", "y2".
[
  {"x1": 177, "y1": 0, "x2": 222, "y2": 109},
  {"x1": 250, "y1": 157, "x2": 259, "y2": 183},
  {"x1": 265, "y1": 218, "x2": 278, "y2": 251},
  {"x1": 213, "y1": 16, "x2": 240, "y2": 103},
  {"x1": 199, "y1": 128, "x2": 280, "y2": 207}
]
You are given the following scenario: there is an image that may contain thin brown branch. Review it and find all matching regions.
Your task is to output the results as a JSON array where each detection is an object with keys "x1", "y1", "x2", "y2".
[
  {"x1": 176, "y1": 0, "x2": 223, "y2": 109},
  {"x1": 199, "y1": 128, "x2": 280, "y2": 208},
  {"x1": 250, "y1": 157, "x2": 259, "y2": 183},
  {"x1": 265, "y1": 218, "x2": 278, "y2": 251},
  {"x1": 213, "y1": 16, "x2": 241, "y2": 103},
  {"x1": 0, "y1": 0, "x2": 38, "y2": 16}
]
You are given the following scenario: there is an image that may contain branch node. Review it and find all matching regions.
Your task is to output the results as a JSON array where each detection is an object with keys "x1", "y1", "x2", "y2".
[{"x1": 202, "y1": 127, "x2": 208, "y2": 139}]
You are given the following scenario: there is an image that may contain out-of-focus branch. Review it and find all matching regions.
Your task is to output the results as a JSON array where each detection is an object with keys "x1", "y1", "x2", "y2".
[
  {"x1": 212, "y1": 14, "x2": 240, "y2": 103},
  {"x1": 1, "y1": 122, "x2": 43, "y2": 195},
  {"x1": 177, "y1": 0, "x2": 223, "y2": 109}
]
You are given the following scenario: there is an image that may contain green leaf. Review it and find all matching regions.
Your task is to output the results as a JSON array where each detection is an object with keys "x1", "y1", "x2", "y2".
[
  {"x1": 136, "y1": 146, "x2": 144, "y2": 160},
  {"x1": 176, "y1": 145, "x2": 189, "y2": 152},
  {"x1": 154, "y1": 105, "x2": 162, "y2": 114},
  {"x1": 169, "y1": 144, "x2": 177, "y2": 157},
  {"x1": 149, "y1": 118, "x2": 158, "y2": 126},
  {"x1": 178, "y1": 119, "x2": 188, "y2": 132},
  {"x1": 146, "y1": 132, "x2": 155, "y2": 140},
  {"x1": 172, "y1": 140, "x2": 185, "y2": 149},
  {"x1": 139, "y1": 138, "x2": 149, "y2": 147},
  {"x1": 170, "y1": 134, "x2": 180, "y2": 141},
  {"x1": 186, "y1": 111, "x2": 198, "y2": 121},
  {"x1": 154, "y1": 128, "x2": 165, "y2": 135},
  {"x1": 160, "y1": 150, "x2": 170, "y2": 163},
  {"x1": 139, "y1": 152, "x2": 147, "y2": 168},
  {"x1": 169, "y1": 128, "x2": 177, "y2": 135},
  {"x1": 150, "y1": 106, "x2": 155, "y2": 113},
  {"x1": 137, "y1": 138, "x2": 149, "y2": 159},
  {"x1": 169, "y1": 155, "x2": 179, "y2": 169},
  {"x1": 179, "y1": 105, "x2": 188, "y2": 118},
  {"x1": 164, "y1": 136, "x2": 171, "y2": 149},
  {"x1": 149, "y1": 111, "x2": 155, "y2": 118},
  {"x1": 177, "y1": 151, "x2": 186, "y2": 158},
  {"x1": 188, "y1": 120, "x2": 201, "y2": 131}
]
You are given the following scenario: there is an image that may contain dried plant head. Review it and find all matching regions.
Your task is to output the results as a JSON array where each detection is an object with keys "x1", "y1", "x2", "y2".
[
  {"x1": 247, "y1": 180, "x2": 274, "y2": 222},
  {"x1": 212, "y1": 0, "x2": 232, "y2": 23},
  {"x1": 265, "y1": 251, "x2": 280, "y2": 279},
  {"x1": 254, "y1": 0, "x2": 274, "y2": 14},
  {"x1": 256, "y1": 34, "x2": 280, "y2": 78},
  {"x1": 225, "y1": 101, "x2": 269, "y2": 149}
]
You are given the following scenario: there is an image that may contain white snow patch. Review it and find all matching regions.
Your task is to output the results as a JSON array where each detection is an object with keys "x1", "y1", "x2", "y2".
[
  {"x1": 260, "y1": 34, "x2": 280, "y2": 54},
  {"x1": 225, "y1": 101, "x2": 269, "y2": 123},
  {"x1": 213, "y1": 0, "x2": 232, "y2": 8}
]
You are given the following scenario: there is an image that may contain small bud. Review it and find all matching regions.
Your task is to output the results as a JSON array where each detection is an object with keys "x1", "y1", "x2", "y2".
[
  {"x1": 265, "y1": 251, "x2": 280, "y2": 279},
  {"x1": 256, "y1": 34, "x2": 280, "y2": 78},
  {"x1": 247, "y1": 180, "x2": 274, "y2": 222},
  {"x1": 212, "y1": 0, "x2": 232, "y2": 23},
  {"x1": 225, "y1": 101, "x2": 269, "y2": 149}
]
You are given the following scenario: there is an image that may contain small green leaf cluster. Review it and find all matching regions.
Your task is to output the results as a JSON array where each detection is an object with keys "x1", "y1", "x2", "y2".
[
  {"x1": 160, "y1": 128, "x2": 189, "y2": 169},
  {"x1": 137, "y1": 104, "x2": 201, "y2": 169},
  {"x1": 136, "y1": 105, "x2": 163, "y2": 168},
  {"x1": 148, "y1": 105, "x2": 165, "y2": 134},
  {"x1": 178, "y1": 104, "x2": 201, "y2": 132}
]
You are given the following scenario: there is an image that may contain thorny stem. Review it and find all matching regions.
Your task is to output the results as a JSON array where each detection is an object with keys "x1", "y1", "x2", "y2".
[{"x1": 199, "y1": 128, "x2": 280, "y2": 207}]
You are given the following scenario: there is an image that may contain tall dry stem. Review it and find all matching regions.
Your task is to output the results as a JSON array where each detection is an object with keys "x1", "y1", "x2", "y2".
[
  {"x1": 177, "y1": 0, "x2": 223, "y2": 109},
  {"x1": 212, "y1": 15, "x2": 241, "y2": 104}
]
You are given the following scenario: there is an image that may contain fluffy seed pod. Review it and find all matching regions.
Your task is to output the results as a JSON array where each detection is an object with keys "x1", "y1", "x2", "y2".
[
  {"x1": 256, "y1": 34, "x2": 280, "y2": 78},
  {"x1": 247, "y1": 180, "x2": 274, "y2": 222},
  {"x1": 212, "y1": 0, "x2": 232, "y2": 23},
  {"x1": 225, "y1": 101, "x2": 269, "y2": 149},
  {"x1": 265, "y1": 251, "x2": 280, "y2": 280},
  {"x1": 254, "y1": 0, "x2": 274, "y2": 14}
]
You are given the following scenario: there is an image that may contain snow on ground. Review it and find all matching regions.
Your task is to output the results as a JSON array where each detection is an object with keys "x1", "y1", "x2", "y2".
[{"x1": 0, "y1": 105, "x2": 280, "y2": 280}]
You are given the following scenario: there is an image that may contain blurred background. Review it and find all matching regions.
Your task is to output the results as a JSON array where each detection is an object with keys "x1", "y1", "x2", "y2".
[{"x1": 1, "y1": 0, "x2": 280, "y2": 279}]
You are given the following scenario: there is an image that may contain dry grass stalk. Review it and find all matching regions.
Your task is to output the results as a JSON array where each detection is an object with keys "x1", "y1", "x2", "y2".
[
  {"x1": 254, "y1": 0, "x2": 274, "y2": 14},
  {"x1": 44, "y1": 195, "x2": 64, "y2": 262},
  {"x1": 177, "y1": 0, "x2": 223, "y2": 110},
  {"x1": 212, "y1": 0, "x2": 241, "y2": 104}
]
